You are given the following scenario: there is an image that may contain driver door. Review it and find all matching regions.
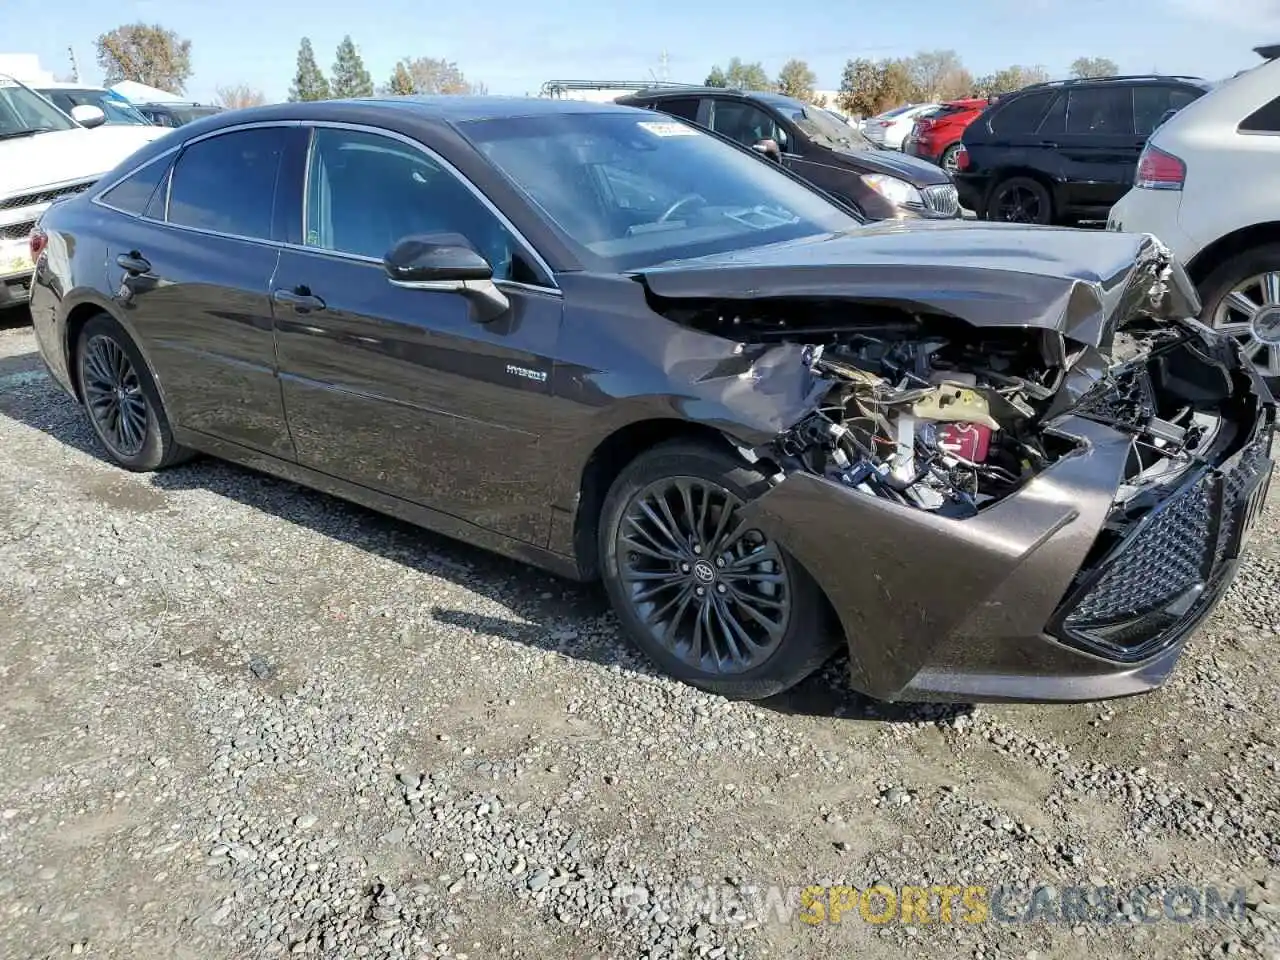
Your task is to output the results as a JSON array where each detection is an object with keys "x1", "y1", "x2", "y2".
[{"x1": 272, "y1": 125, "x2": 564, "y2": 545}]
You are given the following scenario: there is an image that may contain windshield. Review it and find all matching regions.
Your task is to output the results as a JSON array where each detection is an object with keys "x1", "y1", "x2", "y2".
[
  {"x1": 785, "y1": 104, "x2": 876, "y2": 150},
  {"x1": 40, "y1": 89, "x2": 151, "y2": 125},
  {"x1": 464, "y1": 112, "x2": 859, "y2": 272},
  {"x1": 0, "y1": 79, "x2": 77, "y2": 139}
]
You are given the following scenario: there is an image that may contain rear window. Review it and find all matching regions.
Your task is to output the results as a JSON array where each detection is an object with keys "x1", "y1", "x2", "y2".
[{"x1": 987, "y1": 91, "x2": 1054, "y2": 134}]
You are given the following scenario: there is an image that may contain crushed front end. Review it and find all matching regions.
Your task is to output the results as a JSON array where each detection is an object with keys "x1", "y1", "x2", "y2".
[{"x1": 643, "y1": 230, "x2": 1276, "y2": 702}]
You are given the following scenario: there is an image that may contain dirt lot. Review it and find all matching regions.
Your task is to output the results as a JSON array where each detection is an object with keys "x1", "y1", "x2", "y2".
[{"x1": 0, "y1": 315, "x2": 1278, "y2": 960}]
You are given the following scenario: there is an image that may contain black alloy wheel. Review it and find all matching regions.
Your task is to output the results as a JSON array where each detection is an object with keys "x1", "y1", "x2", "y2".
[
  {"x1": 75, "y1": 314, "x2": 191, "y2": 472},
  {"x1": 617, "y1": 477, "x2": 790, "y2": 673},
  {"x1": 599, "y1": 440, "x2": 836, "y2": 699},
  {"x1": 987, "y1": 176, "x2": 1052, "y2": 225},
  {"x1": 82, "y1": 333, "x2": 148, "y2": 458}
]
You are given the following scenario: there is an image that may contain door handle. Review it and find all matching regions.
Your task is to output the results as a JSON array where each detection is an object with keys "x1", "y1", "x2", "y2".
[
  {"x1": 272, "y1": 287, "x2": 326, "y2": 313},
  {"x1": 116, "y1": 252, "x2": 151, "y2": 275},
  {"x1": 1037, "y1": 141, "x2": 1059, "y2": 149}
]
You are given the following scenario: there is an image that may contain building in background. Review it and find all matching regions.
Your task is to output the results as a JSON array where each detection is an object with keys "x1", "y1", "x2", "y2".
[{"x1": 0, "y1": 54, "x2": 54, "y2": 85}]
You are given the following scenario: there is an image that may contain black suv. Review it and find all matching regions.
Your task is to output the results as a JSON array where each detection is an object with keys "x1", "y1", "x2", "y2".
[
  {"x1": 617, "y1": 87, "x2": 961, "y2": 220},
  {"x1": 134, "y1": 102, "x2": 223, "y2": 128},
  {"x1": 957, "y1": 75, "x2": 1210, "y2": 224}
]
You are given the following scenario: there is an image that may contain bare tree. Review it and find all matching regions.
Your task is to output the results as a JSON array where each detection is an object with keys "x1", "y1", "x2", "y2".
[{"x1": 216, "y1": 84, "x2": 266, "y2": 109}]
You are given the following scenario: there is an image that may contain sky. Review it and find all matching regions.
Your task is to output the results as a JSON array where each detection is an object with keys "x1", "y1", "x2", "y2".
[{"x1": 4, "y1": 0, "x2": 1279, "y2": 103}]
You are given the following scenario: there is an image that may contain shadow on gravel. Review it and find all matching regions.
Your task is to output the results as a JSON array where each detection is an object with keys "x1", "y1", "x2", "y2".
[{"x1": 0, "y1": 369, "x2": 972, "y2": 726}]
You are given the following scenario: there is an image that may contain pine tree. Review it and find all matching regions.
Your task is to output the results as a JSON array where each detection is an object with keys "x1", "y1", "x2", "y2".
[
  {"x1": 288, "y1": 38, "x2": 330, "y2": 102},
  {"x1": 385, "y1": 61, "x2": 414, "y2": 96},
  {"x1": 331, "y1": 35, "x2": 373, "y2": 99}
]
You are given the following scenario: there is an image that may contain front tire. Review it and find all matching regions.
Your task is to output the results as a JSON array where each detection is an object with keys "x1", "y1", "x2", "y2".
[
  {"x1": 75, "y1": 313, "x2": 190, "y2": 471},
  {"x1": 599, "y1": 440, "x2": 836, "y2": 699}
]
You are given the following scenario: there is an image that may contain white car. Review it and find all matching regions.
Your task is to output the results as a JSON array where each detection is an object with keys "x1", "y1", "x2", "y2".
[
  {"x1": 1108, "y1": 44, "x2": 1280, "y2": 377},
  {"x1": 862, "y1": 103, "x2": 939, "y2": 150},
  {"x1": 0, "y1": 76, "x2": 165, "y2": 308}
]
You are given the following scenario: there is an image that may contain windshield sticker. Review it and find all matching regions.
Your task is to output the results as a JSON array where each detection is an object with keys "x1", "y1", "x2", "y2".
[{"x1": 636, "y1": 121, "x2": 699, "y2": 137}]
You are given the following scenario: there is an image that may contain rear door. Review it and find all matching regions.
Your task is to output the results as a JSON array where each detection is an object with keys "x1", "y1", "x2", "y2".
[
  {"x1": 1045, "y1": 85, "x2": 1140, "y2": 211},
  {"x1": 98, "y1": 123, "x2": 302, "y2": 458}
]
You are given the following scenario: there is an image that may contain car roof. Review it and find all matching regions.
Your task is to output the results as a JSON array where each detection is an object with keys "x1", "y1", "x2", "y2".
[{"x1": 34, "y1": 81, "x2": 109, "y2": 91}]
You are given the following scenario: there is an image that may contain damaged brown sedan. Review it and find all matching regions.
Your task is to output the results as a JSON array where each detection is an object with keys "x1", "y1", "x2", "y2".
[{"x1": 28, "y1": 97, "x2": 1276, "y2": 704}]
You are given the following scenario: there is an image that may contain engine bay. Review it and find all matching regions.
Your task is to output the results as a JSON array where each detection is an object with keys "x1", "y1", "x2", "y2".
[{"x1": 668, "y1": 301, "x2": 1240, "y2": 519}]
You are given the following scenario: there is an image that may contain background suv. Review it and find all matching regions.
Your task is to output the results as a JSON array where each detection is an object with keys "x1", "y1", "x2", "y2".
[
  {"x1": 34, "y1": 83, "x2": 154, "y2": 126},
  {"x1": 905, "y1": 97, "x2": 990, "y2": 172},
  {"x1": 1109, "y1": 44, "x2": 1280, "y2": 380},
  {"x1": 957, "y1": 75, "x2": 1209, "y2": 224},
  {"x1": 619, "y1": 87, "x2": 960, "y2": 220}
]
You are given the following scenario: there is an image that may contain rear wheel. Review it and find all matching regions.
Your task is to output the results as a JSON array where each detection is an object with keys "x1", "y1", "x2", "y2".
[
  {"x1": 938, "y1": 143, "x2": 962, "y2": 174},
  {"x1": 599, "y1": 440, "x2": 836, "y2": 699},
  {"x1": 985, "y1": 176, "x2": 1053, "y2": 225},
  {"x1": 1199, "y1": 244, "x2": 1280, "y2": 380},
  {"x1": 75, "y1": 314, "x2": 191, "y2": 471}
]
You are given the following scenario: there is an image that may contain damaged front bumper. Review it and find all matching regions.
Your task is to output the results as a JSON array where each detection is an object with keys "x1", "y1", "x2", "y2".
[{"x1": 742, "y1": 371, "x2": 1275, "y2": 704}]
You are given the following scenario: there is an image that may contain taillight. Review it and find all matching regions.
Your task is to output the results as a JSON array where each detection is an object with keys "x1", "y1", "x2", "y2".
[
  {"x1": 29, "y1": 228, "x2": 47, "y2": 261},
  {"x1": 956, "y1": 145, "x2": 971, "y2": 171},
  {"x1": 918, "y1": 118, "x2": 934, "y2": 131},
  {"x1": 1136, "y1": 145, "x2": 1185, "y2": 190}
]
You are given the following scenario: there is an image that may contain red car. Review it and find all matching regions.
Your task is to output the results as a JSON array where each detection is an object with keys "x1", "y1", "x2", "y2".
[{"x1": 906, "y1": 98, "x2": 991, "y2": 172}]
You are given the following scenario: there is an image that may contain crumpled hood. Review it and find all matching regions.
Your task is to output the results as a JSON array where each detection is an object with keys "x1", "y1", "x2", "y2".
[
  {"x1": 638, "y1": 219, "x2": 1201, "y2": 348},
  {"x1": 0, "y1": 125, "x2": 165, "y2": 198}
]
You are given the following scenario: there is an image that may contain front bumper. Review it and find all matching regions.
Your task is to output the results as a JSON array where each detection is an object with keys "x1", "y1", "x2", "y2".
[{"x1": 742, "y1": 368, "x2": 1275, "y2": 703}]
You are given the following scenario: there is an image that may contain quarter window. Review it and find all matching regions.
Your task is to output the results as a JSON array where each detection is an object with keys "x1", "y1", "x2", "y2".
[
  {"x1": 99, "y1": 155, "x2": 172, "y2": 216},
  {"x1": 304, "y1": 128, "x2": 522, "y2": 280},
  {"x1": 167, "y1": 127, "x2": 290, "y2": 239},
  {"x1": 1240, "y1": 95, "x2": 1280, "y2": 133}
]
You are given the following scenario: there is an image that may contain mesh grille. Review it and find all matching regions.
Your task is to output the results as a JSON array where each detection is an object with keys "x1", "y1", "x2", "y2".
[
  {"x1": 0, "y1": 179, "x2": 96, "y2": 214},
  {"x1": 922, "y1": 183, "x2": 960, "y2": 217},
  {"x1": 1214, "y1": 435, "x2": 1270, "y2": 564},
  {"x1": 0, "y1": 221, "x2": 34, "y2": 241},
  {"x1": 1065, "y1": 476, "x2": 1214, "y2": 628}
]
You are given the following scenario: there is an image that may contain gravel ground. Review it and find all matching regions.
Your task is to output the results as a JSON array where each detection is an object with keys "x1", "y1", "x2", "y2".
[{"x1": 0, "y1": 315, "x2": 1278, "y2": 960}]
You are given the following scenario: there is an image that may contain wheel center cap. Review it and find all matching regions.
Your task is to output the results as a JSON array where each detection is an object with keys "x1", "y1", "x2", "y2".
[
  {"x1": 692, "y1": 560, "x2": 716, "y2": 584},
  {"x1": 115, "y1": 386, "x2": 127, "y2": 401},
  {"x1": 1253, "y1": 307, "x2": 1280, "y2": 345}
]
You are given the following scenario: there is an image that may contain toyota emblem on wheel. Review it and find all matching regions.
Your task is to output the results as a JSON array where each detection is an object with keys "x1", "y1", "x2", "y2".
[{"x1": 692, "y1": 560, "x2": 715, "y2": 584}]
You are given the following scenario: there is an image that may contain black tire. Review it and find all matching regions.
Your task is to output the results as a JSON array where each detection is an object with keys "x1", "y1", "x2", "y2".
[
  {"x1": 599, "y1": 439, "x2": 837, "y2": 700},
  {"x1": 1197, "y1": 243, "x2": 1280, "y2": 383},
  {"x1": 74, "y1": 313, "x2": 191, "y2": 472},
  {"x1": 984, "y1": 176, "x2": 1053, "y2": 225},
  {"x1": 938, "y1": 143, "x2": 962, "y2": 173}
]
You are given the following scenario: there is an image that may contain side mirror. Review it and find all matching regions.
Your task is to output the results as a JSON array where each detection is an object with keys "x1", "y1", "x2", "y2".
[
  {"x1": 70, "y1": 104, "x2": 107, "y2": 129},
  {"x1": 383, "y1": 236, "x2": 510, "y2": 322},
  {"x1": 752, "y1": 138, "x2": 782, "y2": 162}
]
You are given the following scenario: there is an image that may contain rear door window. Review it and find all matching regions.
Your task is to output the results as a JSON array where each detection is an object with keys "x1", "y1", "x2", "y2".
[
  {"x1": 987, "y1": 91, "x2": 1054, "y2": 135},
  {"x1": 1133, "y1": 86, "x2": 1202, "y2": 136},
  {"x1": 166, "y1": 127, "x2": 291, "y2": 239},
  {"x1": 1065, "y1": 87, "x2": 1135, "y2": 135},
  {"x1": 653, "y1": 97, "x2": 702, "y2": 122}
]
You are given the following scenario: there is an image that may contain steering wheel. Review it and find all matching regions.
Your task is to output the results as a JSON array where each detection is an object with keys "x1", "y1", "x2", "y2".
[{"x1": 658, "y1": 193, "x2": 705, "y2": 223}]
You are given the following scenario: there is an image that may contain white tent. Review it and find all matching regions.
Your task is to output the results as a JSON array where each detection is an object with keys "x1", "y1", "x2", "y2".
[{"x1": 108, "y1": 80, "x2": 188, "y2": 104}]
